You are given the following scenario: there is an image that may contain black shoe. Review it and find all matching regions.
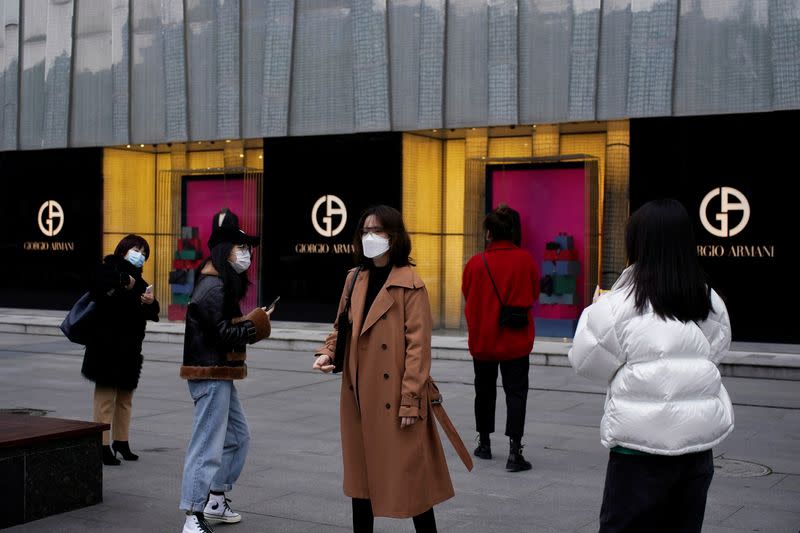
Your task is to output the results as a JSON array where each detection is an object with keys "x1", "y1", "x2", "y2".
[
  {"x1": 506, "y1": 442, "x2": 532, "y2": 472},
  {"x1": 102, "y1": 445, "x2": 121, "y2": 466},
  {"x1": 111, "y1": 440, "x2": 139, "y2": 461},
  {"x1": 473, "y1": 436, "x2": 492, "y2": 460}
]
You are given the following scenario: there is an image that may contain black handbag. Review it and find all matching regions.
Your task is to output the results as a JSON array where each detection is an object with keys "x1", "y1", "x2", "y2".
[
  {"x1": 333, "y1": 266, "x2": 362, "y2": 374},
  {"x1": 483, "y1": 253, "x2": 530, "y2": 329},
  {"x1": 60, "y1": 292, "x2": 97, "y2": 345},
  {"x1": 169, "y1": 270, "x2": 189, "y2": 284}
]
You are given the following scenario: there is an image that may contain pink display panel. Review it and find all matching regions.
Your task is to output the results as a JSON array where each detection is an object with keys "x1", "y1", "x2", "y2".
[
  {"x1": 184, "y1": 178, "x2": 258, "y2": 310},
  {"x1": 490, "y1": 165, "x2": 587, "y2": 310}
]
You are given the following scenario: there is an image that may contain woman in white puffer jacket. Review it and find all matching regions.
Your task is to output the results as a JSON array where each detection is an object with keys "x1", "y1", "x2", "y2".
[{"x1": 569, "y1": 199, "x2": 734, "y2": 533}]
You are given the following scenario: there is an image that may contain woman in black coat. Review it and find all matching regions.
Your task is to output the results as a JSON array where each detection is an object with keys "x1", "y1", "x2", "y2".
[{"x1": 81, "y1": 234, "x2": 159, "y2": 465}]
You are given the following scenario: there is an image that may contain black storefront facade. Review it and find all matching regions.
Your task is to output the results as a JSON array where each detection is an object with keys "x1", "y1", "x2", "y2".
[
  {"x1": 630, "y1": 110, "x2": 799, "y2": 344},
  {"x1": 1, "y1": 113, "x2": 797, "y2": 345}
]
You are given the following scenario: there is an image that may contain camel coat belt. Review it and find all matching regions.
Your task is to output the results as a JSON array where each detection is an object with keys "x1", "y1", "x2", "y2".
[{"x1": 317, "y1": 265, "x2": 471, "y2": 518}]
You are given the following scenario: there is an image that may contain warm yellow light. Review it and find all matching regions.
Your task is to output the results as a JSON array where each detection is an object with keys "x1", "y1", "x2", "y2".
[
  {"x1": 239, "y1": 153, "x2": 244, "y2": 158},
  {"x1": 432, "y1": 129, "x2": 438, "y2": 133},
  {"x1": 226, "y1": 140, "x2": 231, "y2": 143},
  {"x1": 139, "y1": 144, "x2": 144, "y2": 148},
  {"x1": 258, "y1": 155, "x2": 263, "y2": 159},
  {"x1": 126, "y1": 144, "x2": 131, "y2": 148}
]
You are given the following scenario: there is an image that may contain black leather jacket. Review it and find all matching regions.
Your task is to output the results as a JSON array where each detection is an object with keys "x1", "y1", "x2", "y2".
[{"x1": 180, "y1": 274, "x2": 270, "y2": 380}]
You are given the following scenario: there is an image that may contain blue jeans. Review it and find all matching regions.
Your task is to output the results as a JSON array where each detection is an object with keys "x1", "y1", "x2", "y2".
[{"x1": 180, "y1": 380, "x2": 250, "y2": 512}]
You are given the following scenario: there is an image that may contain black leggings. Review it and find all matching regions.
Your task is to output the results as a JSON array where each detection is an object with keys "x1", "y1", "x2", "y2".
[{"x1": 352, "y1": 498, "x2": 436, "y2": 533}]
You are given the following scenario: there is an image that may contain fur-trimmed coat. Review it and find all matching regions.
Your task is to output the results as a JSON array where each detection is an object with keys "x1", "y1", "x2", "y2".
[
  {"x1": 180, "y1": 271, "x2": 271, "y2": 380},
  {"x1": 81, "y1": 255, "x2": 160, "y2": 391}
]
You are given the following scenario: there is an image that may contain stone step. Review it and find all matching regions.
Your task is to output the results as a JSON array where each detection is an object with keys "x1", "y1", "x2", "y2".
[{"x1": 1, "y1": 310, "x2": 798, "y2": 381}]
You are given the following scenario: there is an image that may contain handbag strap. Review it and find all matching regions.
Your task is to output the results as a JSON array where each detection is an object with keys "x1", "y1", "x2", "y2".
[
  {"x1": 343, "y1": 266, "x2": 363, "y2": 314},
  {"x1": 482, "y1": 253, "x2": 506, "y2": 306}
]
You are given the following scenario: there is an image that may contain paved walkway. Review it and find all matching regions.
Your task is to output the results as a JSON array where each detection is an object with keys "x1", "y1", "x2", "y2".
[
  {"x1": 1, "y1": 308, "x2": 799, "y2": 380},
  {"x1": 1, "y1": 333, "x2": 798, "y2": 532}
]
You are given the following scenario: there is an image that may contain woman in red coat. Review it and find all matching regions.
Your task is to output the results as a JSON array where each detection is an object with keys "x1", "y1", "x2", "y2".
[{"x1": 462, "y1": 205, "x2": 540, "y2": 471}]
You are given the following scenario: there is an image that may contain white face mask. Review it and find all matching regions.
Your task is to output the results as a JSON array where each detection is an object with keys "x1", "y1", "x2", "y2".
[
  {"x1": 229, "y1": 249, "x2": 251, "y2": 274},
  {"x1": 361, "y1": 233, "x2": 390, "y2": 259}
]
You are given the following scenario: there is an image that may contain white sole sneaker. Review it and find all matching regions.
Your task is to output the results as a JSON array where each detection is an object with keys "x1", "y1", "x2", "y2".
[{"x1": 203, "y1": 512, "x2": 242, "y2": 524}]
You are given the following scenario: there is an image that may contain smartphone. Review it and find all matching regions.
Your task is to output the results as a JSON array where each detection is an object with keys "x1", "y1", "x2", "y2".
[
  {"x1": 264, "y1": 296, "x2": 280, "y2": 312},
  {"x1": 145, "y1": 285, "x2": 153, "y2": 294}
]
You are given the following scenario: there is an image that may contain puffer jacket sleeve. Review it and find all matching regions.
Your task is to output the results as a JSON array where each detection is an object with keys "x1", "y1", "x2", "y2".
[
  {"x1": 696, "y1": 289, "x2": 731, "y2": 365},
  {"x1": 568, "y1": 295, "x2": 624, "y2": 384}
]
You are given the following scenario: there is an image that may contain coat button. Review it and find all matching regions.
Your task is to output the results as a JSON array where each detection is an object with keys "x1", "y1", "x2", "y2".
[
  {"x1": 383, "y1": 373, "x2": 389, "y2": 380},
  {"x1": 348, "y1": 385, "x2": 354, "y2": 391},
  {"x1": 381, "y1": 314, "x2": 387, "y2": 320},
  {"x1": 385, "y1": 403, "x2": 391, "y2": 409},
  {"x1": 381, "y1": 344, "x2": 388, "y2": 350}
]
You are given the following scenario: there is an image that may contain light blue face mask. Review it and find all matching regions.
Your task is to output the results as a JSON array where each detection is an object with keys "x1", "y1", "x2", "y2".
[{"x1": 125, "y1": 249, "x2": 145, "y2": 269}]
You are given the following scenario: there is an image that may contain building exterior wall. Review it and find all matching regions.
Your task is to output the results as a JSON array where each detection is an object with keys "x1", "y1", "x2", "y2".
[{"x1": 1, "y1": 0, "x2": 797, "y2": 151}]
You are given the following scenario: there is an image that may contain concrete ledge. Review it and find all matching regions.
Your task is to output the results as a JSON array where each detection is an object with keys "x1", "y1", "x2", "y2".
[{"x1": 1, "y1": 309, "x2": 798, "y2": 380}]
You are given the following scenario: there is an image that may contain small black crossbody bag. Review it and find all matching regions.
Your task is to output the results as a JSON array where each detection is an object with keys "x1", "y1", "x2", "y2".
[
  {"x1": 482, "y1": 253, "x2": 530, "y2": 329},
  {"x1": 333, "y1": 266, "x2": 362, "y2": 374}
]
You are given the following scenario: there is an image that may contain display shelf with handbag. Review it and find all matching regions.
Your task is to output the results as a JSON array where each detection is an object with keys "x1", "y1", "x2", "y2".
[
  {"x1": 167, "y1": 226, "x2": 202, "y2": 321},
  {"x1": 537, "y1": 233, "x2": 580, "y2": 337}
]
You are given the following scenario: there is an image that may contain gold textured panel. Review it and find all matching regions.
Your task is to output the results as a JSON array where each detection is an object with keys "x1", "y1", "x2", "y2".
[
  {"x1": 443, "y1": 140, "x2": 466, "y2": 328},
  {"x1": 488, "y1": 136, "x2": 532, "y2": 159},
  {"x1": 245, "y1": 149, "x2": 264, "y2": 170},
  {"x1": 103, "y1": 148, "x2": 157, "y2": 284},
  {"x1": 409, "y1": 233, "x2": 442, "y2": 323},
  {"x1": 403, "y1": 134, "x2": 444, "y2": 323},
  {"x1": 188, "y1": 150, "x2": 225, "y2": 170},
  {"x1": 532, "y1": 124, "x2": 560, "y2": 156},
  {"x1": 403, "y1": 134, "x2": 442, "y2": 234},
  {"x1": 443, "y1": 235, "x2": 465, "y2": 328}
]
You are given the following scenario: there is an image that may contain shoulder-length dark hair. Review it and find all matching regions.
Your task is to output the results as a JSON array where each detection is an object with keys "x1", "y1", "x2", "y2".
[
  {"x1": 114, "y1": 234, "x2": 150, "y2": 259},
  {"x1": 352, "y1": 205, "x2": 414, "y2": 267},
  {"x1": 199, "y1": 242, "x2": 251, "y2": 315},
  {"x1": 624, "y1": 198, "x2": 712, "y2": 322}
]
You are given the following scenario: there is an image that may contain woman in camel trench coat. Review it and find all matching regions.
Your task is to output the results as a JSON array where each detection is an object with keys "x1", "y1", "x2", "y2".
[{"x1": 313, "y1": 205, "x2": 453, "y2": 533}]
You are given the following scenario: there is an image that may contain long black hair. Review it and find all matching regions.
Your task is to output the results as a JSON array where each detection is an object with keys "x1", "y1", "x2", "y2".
[
  {"x1": 202, "y1": 242, "x2": 251, "y2": 315},
  {"x1": 352, "y1": 205, "x2": 414, "y2": 267},
  {"x1": 624, "y1": 199, "x2": 712, "y2": 322}
]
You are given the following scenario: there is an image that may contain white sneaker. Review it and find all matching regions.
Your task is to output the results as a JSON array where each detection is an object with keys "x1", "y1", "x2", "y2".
[
  {"x1": 183, "y1": 513, "x2": 215, "y2": 533},
  {"x1": 203, "y1": 494, "x2": 242, "y2": 524}
]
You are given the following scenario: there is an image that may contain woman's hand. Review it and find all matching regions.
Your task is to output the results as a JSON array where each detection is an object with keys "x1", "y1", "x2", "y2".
[
  {"x1": 140, "y1": 292, "x2": 154, "y2": 305},
  {"x1": 313, "y1": 354, "x2": 335, "y2": 373},
  {"x1": 400, "y1": 416, "x2": 417, "y2": 429}
]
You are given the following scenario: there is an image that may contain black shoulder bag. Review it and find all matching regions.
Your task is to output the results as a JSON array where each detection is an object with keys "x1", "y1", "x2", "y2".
[
  {"x1": 482, "y1": 253, "x2": 530, "y2": 329},
  {"x1": 333, "y1": 266, "x2": 362, "y2": 373}
]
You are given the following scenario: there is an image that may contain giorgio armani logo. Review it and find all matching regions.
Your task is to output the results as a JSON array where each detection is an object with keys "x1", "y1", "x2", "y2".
[
  {"x1": 311, "y1": 195, "x2": 347, "y2": 237},
  {"x1": 699, "y1": 187, "x2": 750, "y2": 238},
  {"x1": 38, "y1": 200, "x2": 65, "y2": 237}
]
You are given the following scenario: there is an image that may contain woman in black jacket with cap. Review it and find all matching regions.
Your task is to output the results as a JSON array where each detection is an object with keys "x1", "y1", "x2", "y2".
[
  {"x1": 179, "y1": 210, "x2": 271, "y2": 533},
  {"x1": 81, "y1": 234, "x2": 159, "y2": 466}
]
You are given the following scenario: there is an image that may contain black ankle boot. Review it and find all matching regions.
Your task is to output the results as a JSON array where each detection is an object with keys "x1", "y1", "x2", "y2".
[
  {"x1": 102, "y1": 445, "x2": 121, "y2": 466},
  {"x1": 506, "y1": 440, "x2": 532, "y2": 472},
  {"x1": 473, "y1": 435, "x2": 492, "y2": 460},
  {"x1": 111, "y1": 441, "x2": 139, "y2": 461}
]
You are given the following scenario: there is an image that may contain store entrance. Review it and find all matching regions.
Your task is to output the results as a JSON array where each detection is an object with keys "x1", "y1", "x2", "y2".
[{"x1": 486, "y1": 159, "x2": 599, "y2": 338}]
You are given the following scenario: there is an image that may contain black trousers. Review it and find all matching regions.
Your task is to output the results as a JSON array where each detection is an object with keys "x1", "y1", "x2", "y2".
[
  {"x1": 599, "y1": 450, "x2": 714, "y2": 533},
  {"x1": 473, "y1": 355, "x2": 530, "y2": 441},
  {"x1": 352, "y1": 498, "x2": 436, "y2": 533}
]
